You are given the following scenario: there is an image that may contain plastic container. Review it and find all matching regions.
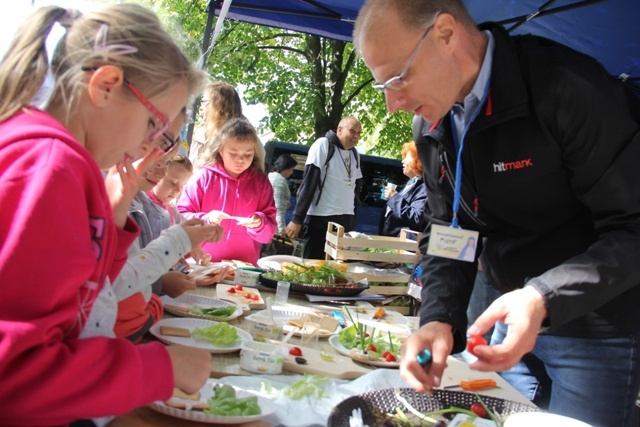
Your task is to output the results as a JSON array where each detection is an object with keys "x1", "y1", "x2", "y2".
[
  {"x1": 234, "y1": 268, "x2": 262, "y2": 287},
  {"x1": 239, "y1": 341, "x2": 284, "y2": 374},
  {"x1": 245, "y1": 313, "x2": 283, "y2": 341}
]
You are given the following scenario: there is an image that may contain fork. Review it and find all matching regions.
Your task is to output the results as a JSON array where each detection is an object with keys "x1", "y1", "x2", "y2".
[{"x1": 349, "y1": 407, "x2": 369, "y2": 427}]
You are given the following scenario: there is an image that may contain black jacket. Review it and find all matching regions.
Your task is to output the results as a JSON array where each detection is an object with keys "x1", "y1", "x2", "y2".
[
  {"x1": 379, "y1": 177, "x2": 428, "y2": 237},
  {"x1": 413, "y1": 23, "x2": 640, "y2": 353}
]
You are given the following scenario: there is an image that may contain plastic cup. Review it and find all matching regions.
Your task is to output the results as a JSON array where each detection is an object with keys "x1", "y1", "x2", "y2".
[
  {"x1": 300, "y1": 321, "x2": 320, "y2": 347},
  {"x1": 275, "y1": 281, "x2": 290, "y2": 304},
  {"x1": 386, "y1": 182, "x2": 397, "y2": 191}
]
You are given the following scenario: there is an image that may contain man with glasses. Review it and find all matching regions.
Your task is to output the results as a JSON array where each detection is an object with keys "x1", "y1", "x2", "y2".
[
  {"x1": 283, "y1": 116, "x2": 363, "y2": 259},
  {"x1": 354, "y1": 1, "x2": 640, "y2": 426}
]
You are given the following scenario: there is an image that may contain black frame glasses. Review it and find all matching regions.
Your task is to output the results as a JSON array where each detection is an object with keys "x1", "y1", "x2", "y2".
[{"x1": 160, "y1": 133, "x2": 179, "y2": 153}]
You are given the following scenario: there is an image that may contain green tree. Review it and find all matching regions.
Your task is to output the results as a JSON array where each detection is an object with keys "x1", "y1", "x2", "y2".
[{"x1": 147, "y1": 0, "x2": 412, "y2": 158}]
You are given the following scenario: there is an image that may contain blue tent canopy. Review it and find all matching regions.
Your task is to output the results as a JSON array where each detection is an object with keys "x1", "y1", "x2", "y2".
[{"x1": 206, "y1": 0, "x2": 639, "y2": 86}]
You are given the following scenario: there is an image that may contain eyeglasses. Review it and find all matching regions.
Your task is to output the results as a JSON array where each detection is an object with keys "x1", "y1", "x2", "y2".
[
  {"x1": 122, "y1": 78, "x2": 171, "y2": 141},
  {"x1": 160, "y1": 132, "x2": 179, "y2": 153},
  {"x1": 372, "y1": 12, "x2": 440, "y2": 92},
  {"x1": 81, "y1": 66, "x2": 171, "y2": 142}
]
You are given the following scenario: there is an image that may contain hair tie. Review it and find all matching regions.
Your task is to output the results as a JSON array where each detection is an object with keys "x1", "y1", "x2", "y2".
[
  {"x1": 32, "y1": 21, "x2": 68, "y2": 108},
  {"x1": 93, "y1": 23, "x2": 138, "y2": 58}
]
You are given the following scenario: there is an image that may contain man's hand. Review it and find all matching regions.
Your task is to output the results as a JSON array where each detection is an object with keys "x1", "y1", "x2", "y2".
[
  {"x1": 400, "y1": 321, "x2": 453, "y2": 394},
  {"x1": 467, "y1": 286, "x2": 547, "y2": 372},
  {"x1": 283, "y1": 222, "x2": 302, "y2": 239}
]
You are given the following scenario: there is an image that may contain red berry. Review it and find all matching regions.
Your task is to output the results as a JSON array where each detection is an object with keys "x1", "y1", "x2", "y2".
[
  {"x1": 466, "y1": 335, "x2": 487, "y2": 356},
  {"x1": 470, "y1": 402, "x2": 487, "y2": 418}
]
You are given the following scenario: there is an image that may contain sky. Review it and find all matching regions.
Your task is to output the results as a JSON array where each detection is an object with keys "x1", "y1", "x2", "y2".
[{"x1": 1, "y1": 0, "x2": 270, "y2": 140}]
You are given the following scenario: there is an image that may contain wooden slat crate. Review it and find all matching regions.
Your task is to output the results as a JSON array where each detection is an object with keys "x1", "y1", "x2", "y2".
[{"x1": 324, "y1": 222, "x2": 421, "y2": 264}]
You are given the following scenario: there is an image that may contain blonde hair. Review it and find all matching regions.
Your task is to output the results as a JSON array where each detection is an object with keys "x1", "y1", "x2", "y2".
[
  {"x1": 167, "y1": 155, "x2": 193, "y2": 173},
  {"x1": 0, "y1": 3, "x2": 207, "y2": 122},
  {"x1": 199, "y1": 118, "x2": 265, "y2": 173},
  {"x1": 202, "y1": 81, "x2": 243, "y2": 142}
]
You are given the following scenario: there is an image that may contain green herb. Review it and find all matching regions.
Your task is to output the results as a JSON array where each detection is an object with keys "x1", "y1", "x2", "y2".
[
  {"x1": 192, "y1": 322, "x2": 240, "y2": 347},
  {"x1": 191, "y1": 305, "x2": 236, "y2": 318},
  {"x1": 203, "y1": 384, "x2": 261, "y2": 416}
]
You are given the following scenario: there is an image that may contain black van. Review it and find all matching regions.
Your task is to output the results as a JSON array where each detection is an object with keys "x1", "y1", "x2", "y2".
[{"x1": 263, "y1": 140, "x2": 408, "y2": 235}]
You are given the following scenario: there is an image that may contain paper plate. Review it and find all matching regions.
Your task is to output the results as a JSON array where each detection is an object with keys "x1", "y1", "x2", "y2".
[
  {"x1": 328, "y1": 335, "x2": 400, "y2": 368},
  {"x1": 161, "y1": 294, "x2": 242, "y2": 321},
  {"x1": 150, "y1": 379, "x2": 276, "y2": 425},
  {"x1": 328, "y1": 388, "x2": 542, "y2": 427},
  {"x1": 149, "y1": 318, "x2": 252, "y2": 354},
  {"x1": 251, "y1": 306, "x2": 341, "y2": 337},
  {"x1": 257, "y1": 255, "x2": 302, "y2": 270},
  {"x1": 504, "y1": 412, "x2": 594, "y2": 427}
]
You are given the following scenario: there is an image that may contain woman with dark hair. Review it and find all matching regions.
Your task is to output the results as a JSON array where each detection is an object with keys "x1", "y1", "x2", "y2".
[
  {"x1": 269, "y1": 154, "x2": 298, "y2": 232},
  {"x1": 380, "y1": 141, "x2": 428, "y2": 236}
]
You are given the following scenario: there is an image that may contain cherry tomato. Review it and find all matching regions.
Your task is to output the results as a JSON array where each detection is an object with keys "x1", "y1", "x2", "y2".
[
  {"x1": 466, "y1": 335, "x2": 487, "y2": 356},
  {"x1": 251, "y1": 294, "x2": 260, "y2": 300},
  {"x1": 244, "y1": 293, "x2": 253, "y2": 299},
  {"x1": 289, "y1": 346, "x2": 303, "y2": 356},
  {"x1": 367, "y1": 344, "x2": 377, "y2": 352},
  {"x1": 470, "y1": 402, "x2": 487, "y2": 418},
  {"x1": 227, "y1": 288, "x2": 236, "y2": 294},
  {"x1": 235, "y1": 285, "x2": 243, "y2": 291},
  {"x1": 382, "y1": 351, "x2": 397, "y2": 362}
]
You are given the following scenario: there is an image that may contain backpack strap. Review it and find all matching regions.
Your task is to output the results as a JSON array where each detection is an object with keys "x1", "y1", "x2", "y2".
[{"x1": 315, "y1": 138, "x2": 335, "y2": 205}]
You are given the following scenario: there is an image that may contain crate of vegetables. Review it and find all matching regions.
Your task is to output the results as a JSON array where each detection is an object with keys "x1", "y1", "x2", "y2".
[
  {"x1": 345, "y1": 263, "x2": 411, "y2": 296},
  {"x1": 324, "y1": 222, "x2": 421, "y2": 264}
]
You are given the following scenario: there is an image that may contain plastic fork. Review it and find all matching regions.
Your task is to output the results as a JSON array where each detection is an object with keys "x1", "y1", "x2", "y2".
[{"x1": 349, "y1": 408, "x2": 369, "y2": 427}]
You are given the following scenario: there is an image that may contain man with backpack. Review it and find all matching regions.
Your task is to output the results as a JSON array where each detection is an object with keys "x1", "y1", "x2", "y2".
[{"x1": 283, "y1": 116, "x2": 363, "y2": 259}]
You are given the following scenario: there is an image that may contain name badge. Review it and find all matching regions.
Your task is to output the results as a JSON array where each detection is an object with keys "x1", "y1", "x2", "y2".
[{"x1": 427, "y1": 224, "x2": 479, "y2": 262}]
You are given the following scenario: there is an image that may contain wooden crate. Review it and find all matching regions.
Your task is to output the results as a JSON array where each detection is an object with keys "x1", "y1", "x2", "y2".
[
  {"x1": 324, "y1": 222, "x2": 421, "y2": 264},
  {"x1": 345, "y1": 262, "x2": 411, "y2": 295}
]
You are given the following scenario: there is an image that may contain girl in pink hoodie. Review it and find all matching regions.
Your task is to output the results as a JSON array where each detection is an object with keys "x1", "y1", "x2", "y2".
[
  {"x1": 0, "y1": 4, "x2": 213, "y2": 426},
  {"x1": 178, "y1": 118, "x2": 277, "y2": 265}
]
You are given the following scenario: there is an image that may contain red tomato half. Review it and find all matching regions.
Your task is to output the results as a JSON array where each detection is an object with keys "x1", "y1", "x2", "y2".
[
  {"x1": 470, "y1": 402, "x2": 487, "y2": 418},
  {"x1": 227, "y1": 288, "x2": 236, "y2": 294},
  {"x1": 466, "y1": 335, "x2": 488, "y2": 356},
  {"x1": 289, "y1": 347, "x2": 303, "y2": 356},
  {"x1": 382, "y1": 351, "x2": 397, "y2": 362},
  {"x1": 235, "y1": 285, "x2": 243, "y2": 291}
]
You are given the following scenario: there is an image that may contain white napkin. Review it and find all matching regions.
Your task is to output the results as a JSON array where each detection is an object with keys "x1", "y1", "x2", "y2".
[{"x1": 215, "y1": 369, "x2": 411, "y2": 427}]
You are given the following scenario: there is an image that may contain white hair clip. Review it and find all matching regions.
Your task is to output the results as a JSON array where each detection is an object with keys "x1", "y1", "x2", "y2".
[{"x1": 32, "y1": 21, "x2": 68, "y2": 109}]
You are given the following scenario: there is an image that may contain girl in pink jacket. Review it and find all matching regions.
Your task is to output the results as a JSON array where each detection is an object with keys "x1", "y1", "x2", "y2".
[
  {"x1": 178, "y1": 118, "x2": 277, "y2": 265},
  {"x1": 0, "y1": 4, "x2": 212, "y2": 425}
]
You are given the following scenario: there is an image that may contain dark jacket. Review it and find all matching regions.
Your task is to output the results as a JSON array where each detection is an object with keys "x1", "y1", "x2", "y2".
[
  {"x1": 379, "y1": 176, "x2": 428, "y2": 237},
  {"x1": 413, "y1": 23, "x2": 640, "y2": 353}
]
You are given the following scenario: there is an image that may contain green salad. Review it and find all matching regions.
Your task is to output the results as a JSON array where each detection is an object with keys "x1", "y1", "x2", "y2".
[
  {"x1": 190, "y1": 305, "x2": 236, "y2": 318},
  {"x1": 204, "y1": 384, "x2": 261, "y2": 416},
  {"x1": 192, "y1": 322, "x2": 240, "y2": 347}
]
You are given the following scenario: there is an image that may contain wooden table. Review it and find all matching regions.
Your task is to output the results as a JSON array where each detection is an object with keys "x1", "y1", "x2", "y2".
[{"x1": 108, "y1": 282, "x2": 531, "y2": 425}]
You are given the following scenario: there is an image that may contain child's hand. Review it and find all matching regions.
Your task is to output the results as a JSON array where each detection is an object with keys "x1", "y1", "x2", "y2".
[
  {"x1": 204, "y1": 210, "x2": 230, "y2": 224},
  {"x1": 105, "y1": 148, "x2": 164, "y2": 228},
  {"x1": 180, "y1": 219, "x2": 223, "y2": 247},
  {"x1": 238, "y1": 214, "x2": 262, "y2": 229},
  {"x1": 166, "y1": 345, "x2": 211, "y2": 394},
  {"x1": 190, "y1": 246, "x2": 211, "y2": 266},
  {"x1": 161, "y1": 271, "x2": 196, "y2": 297},
  {"x1": 195, "y1": 266, "x2": 231, "y2": 286}
]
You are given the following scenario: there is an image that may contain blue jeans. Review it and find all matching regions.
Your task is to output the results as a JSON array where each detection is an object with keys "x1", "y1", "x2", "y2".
[
  {"x1": 466, "y1": 271, "x2": 501, "y2": 342},
  {"x1": 492, "y1": 322, "x2": 640, "y2": 427}
]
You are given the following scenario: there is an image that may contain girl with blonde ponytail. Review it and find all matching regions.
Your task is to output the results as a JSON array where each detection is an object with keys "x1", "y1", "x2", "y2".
[{"x1": 0, "y1": 4, "x2": 212, "y2": 425}]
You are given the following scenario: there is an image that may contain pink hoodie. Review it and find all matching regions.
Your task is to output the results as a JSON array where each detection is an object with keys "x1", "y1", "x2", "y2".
[
  {"x1": 177, "y1": 162, "x2": 277, "y2": 265},
  {"x1": 0, "y1": 109, "x2": 173, "y2": 426}
]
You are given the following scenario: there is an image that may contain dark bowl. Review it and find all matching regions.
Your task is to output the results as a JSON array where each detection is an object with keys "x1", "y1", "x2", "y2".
[
  {"x1": 259, "y1": 274, "x2": 369, "y2": 297},
  {"x1": 327, "y1": 388, "x2": 542, "y2": 427}
]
